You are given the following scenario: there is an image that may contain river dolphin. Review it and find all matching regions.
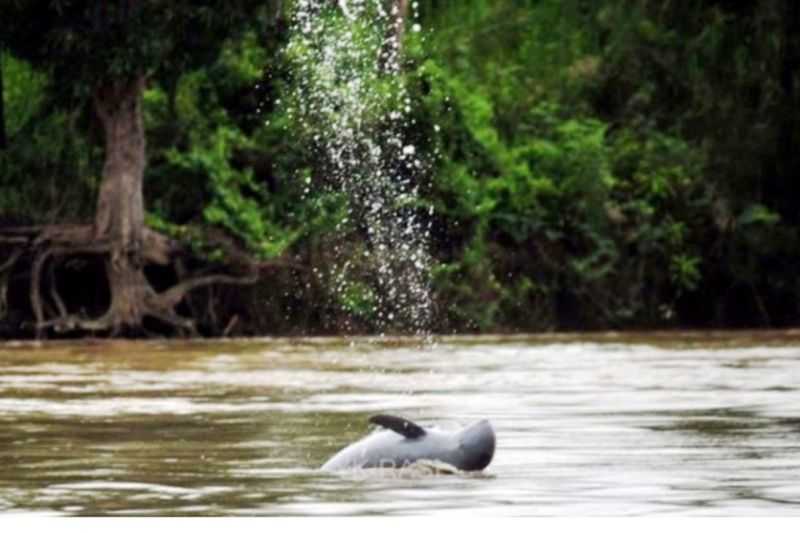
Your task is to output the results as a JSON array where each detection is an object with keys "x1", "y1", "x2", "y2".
[{"x1": 321, "y1": 414, "x2": 496, "y2": 472}]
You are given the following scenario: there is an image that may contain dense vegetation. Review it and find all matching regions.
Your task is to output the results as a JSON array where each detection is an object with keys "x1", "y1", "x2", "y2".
[{"x1": 1, "y1": 0, "x2": 799, "y2": 337}]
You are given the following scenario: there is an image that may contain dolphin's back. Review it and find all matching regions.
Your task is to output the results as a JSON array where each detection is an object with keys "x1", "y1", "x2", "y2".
[
  {"x1": 320, "y1": 416, "x2": 495, "y2": 472},
  {"x1": 321, "y1": 428, "x2": 454, "y2": 471}
]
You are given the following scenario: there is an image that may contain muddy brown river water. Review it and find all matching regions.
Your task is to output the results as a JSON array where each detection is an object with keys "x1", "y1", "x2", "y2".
[{"x1": 1, "y1": 332, "x2": 799, "y2": 516}]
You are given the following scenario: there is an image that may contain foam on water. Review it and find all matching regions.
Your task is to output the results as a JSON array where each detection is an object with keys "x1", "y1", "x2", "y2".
[{"x1": 280, "y1": 0, "x2": 432, "y2": 337}]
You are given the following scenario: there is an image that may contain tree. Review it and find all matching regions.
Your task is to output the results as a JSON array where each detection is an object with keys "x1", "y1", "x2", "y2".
[
  {"x1": 0, "y1": 1, "x2": 278, "y2": 336},
  {"x1": 0, "y1": 47, "x2": 13, "y2": 152},
  {"x1": 391, "y1": 0, "x2": 410, "y2": 45},
  {"x1": 0, "y1": 52, "x2": 6, "y2": 150}
]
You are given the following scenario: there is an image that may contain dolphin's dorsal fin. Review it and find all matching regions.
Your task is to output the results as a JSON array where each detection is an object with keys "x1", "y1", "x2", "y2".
[{"x1": 369, "y1": 414, "x2": 426, "y2": 439}]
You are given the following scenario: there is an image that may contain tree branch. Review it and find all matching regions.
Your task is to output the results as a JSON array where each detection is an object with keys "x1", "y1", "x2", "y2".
[
  {"x1": 156, "y1": 272, "x2": 258, "y2": 309},
  {"x1": 0, "y1": 249, "x2": 23, "y2": 274}
]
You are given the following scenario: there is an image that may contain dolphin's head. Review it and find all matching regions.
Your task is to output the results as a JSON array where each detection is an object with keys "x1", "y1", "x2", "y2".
[{"x1": 457, "y1": 419, "x2": 495, "y2": 471}]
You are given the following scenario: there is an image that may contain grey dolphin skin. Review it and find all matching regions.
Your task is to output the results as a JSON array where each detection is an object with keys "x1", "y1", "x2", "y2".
[{"x1": 321, "y1": 415, "x2": 496, "y2": 472}]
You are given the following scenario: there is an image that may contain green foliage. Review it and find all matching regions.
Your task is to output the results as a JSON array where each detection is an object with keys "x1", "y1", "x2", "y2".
[
  {"x1": 0, "y1": 107, "x2": 98, "y2": 221},
  {"x1": 340, "y1": 282, "x2": 378, "y2": 319},
  {"x1": 0, "y1": 1, "x2": 274, "y2": 91},
  {"x1": 407, "y1": 0, "x2": 722, "y2": 330},
  {"x1": 144, "y1": 31, "x2": 340, "y2": 261},
  {"x1": 1, "y1": 52, "x2": 47, "y2": 139}
]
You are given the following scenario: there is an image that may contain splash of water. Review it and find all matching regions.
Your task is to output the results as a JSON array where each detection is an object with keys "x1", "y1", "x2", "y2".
[{"x1": 281, "y1": 0, "x2": 432, "y2": 337}]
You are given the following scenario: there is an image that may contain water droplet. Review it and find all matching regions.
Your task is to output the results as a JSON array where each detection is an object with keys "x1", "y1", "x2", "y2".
[{"x1": 271, "y1": 0, "x2": 433, "y2": 337}]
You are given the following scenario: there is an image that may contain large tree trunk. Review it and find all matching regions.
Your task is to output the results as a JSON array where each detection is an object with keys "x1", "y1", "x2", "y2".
[
  {"x1": 94, "y1": 77, "x2": 147, "y2": 255},
  {"x1": 92, "y1": 77, "x2": 152, "y2": 331}
]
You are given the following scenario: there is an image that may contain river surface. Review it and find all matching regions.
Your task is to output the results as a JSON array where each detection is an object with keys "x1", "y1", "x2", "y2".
[{"x1": 1, "y1": 332, "x2": 799, "y2": 516}]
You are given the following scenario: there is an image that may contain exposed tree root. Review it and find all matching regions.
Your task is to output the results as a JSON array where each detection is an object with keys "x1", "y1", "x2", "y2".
[
  {"x1": 47, "y1": 257, "x2": 68, "y2": 319},
  {"x1": 1, "y1": 222, "x2": 276, "y2": 338}
]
